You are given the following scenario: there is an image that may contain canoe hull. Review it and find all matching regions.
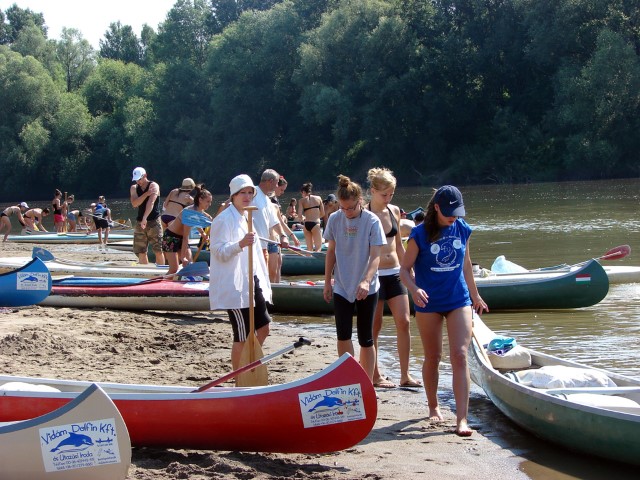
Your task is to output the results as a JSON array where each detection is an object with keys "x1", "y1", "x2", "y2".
[
  {"x1": 7, "y1": 233, "x2": 133, "y2": 244},
  {"x1": 0, "y1": 256, "x2": 170, "y2": 279},
  {"x1": 0, "y1": 383, "x2": 131, "y2": 480},
  {"x1": 476, "y1": 259, "x2": 609, "y2": 309},
  {"x1": 0, "y1": 257, "x2": 51, "y2": 307},
  {"x1": 469, "y1": 317, "x2": 640, "y2": 465},
  {"x1": 0, "y1": 354, "x2": 376, "y2": 453},
  {"x1": 40, "y1": 260, "x2": 609, "y2": 312}
]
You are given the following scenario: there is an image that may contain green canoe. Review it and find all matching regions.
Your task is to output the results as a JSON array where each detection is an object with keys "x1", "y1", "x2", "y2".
[
  {"x1": 269, "y1": 259, "x2": 608, "y2": 314},
  {"x1": 470, "y1": 315, "x2": 640, "y2": 466}
]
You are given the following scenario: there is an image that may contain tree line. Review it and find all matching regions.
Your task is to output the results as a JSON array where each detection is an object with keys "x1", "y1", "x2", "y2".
[{"x1": 1, "y1": 0, "x2": 638, "y2": 201}]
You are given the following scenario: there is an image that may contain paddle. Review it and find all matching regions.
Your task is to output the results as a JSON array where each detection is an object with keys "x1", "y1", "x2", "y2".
[
  {"x1": 192, "y1": 337, "x2": 312, "y2": 392},
  {"x1": 595, "y1": 244, "x2": 631, "y2": 261},
  {"x1": 236, "y1": 206, "x2": 268, "y2": 387},
  {"x1": 181, "y1": 209, "x2": 212, "y2": 229},
  {"x1": 257, "y1": 236, "x2": 326, "y2": 259},
  {"x1": 31, "y1": 247, "x2": 118, "y2": 267},
  {"x1": 471, "y1": 314, "x2": 493, "y2": 368},
  {"x1": 538, "y1": 245, "x2": 631, "y2": 271}
]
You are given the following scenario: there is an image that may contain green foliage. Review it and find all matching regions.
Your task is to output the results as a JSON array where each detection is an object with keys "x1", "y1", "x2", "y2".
[
  {"x1": 56, "y1": 28, "x2": 95, "y2": 92},
  {"x1": 99, "y1": 22, "x2": 143, "y2": 65},
  {"x1": 1, "y1": 0, "x2": 640, "y2": 201}
]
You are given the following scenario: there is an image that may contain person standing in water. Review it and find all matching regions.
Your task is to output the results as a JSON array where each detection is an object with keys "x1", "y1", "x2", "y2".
[
  {"x1": 400, "y1": 185, "x2": 488, "y2": 437},
  {"x1": 366, "y1": 167, "x2": 421, "y2": 388}
]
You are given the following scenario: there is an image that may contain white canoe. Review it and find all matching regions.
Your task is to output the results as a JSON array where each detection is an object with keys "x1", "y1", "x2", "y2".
[
  {"x1": 0, "y1": 383, "x2": 131, "y2": 480},
  {"x1": 470, "y1": 315, "x2": 640, "y2": 465},
  {"x1": 7, "y1": 232, "x2": 133, "y2": 244},
  {"x1": 0, "y1": 256, "x2": 170, "y2": 279}
]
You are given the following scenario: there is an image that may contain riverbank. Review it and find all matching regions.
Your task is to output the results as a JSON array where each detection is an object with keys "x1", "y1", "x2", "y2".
[{"x1": 0, "y1": 242, "x2": 527, "y2": 479}]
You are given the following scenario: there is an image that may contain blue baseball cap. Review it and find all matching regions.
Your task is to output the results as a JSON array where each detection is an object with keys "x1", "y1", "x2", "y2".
[{"x1": 434, "y1": 185, "x2": 465, "y2": 217}]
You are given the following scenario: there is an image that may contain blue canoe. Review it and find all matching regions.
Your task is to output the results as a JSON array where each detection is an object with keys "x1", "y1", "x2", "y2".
[{"x1": 0, "y1": 257, "x2": 52, "y2": 307}]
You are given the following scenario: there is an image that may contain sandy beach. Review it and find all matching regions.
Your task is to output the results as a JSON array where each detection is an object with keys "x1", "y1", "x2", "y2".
[{"x1": 0, "y1": 242, "x2": 527, "y2": 479}]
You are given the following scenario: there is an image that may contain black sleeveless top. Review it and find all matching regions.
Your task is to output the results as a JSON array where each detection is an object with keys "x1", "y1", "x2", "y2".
[{"x1": 136, "y1": 182, "x2": 161, "y2": 222}]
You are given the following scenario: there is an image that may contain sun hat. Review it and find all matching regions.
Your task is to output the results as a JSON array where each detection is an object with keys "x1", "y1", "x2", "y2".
[
  {"x1": 132, "y1": 167, "x2": 146, "y2": 181},
  {"x1": 181, "y1": 178, "x2": 196, "y2": 190},
  {"x1": 434, "y1": 185, "x2": 465, "y2": 217},
  {"x1": 19, "y1": 202, "x2": 29, "y2": 209},
  {"x1": 229, "y1": 174, "x2": 257, "y2": 197}
]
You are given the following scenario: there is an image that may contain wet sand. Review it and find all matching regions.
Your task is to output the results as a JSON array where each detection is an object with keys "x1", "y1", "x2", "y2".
[{"x1": 0, "y1": 242, "x2": 527, "y2": 479}]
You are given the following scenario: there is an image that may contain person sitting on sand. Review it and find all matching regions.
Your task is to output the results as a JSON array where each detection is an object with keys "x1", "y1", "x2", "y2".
[
  {"x1": 399, "y1": 185, "x2": 488, "y2": 437},
  {"x1": 22, "y1": 207, "x2": 50, "y2": 233},
  {"x1": 0, "y1": 202, "x2": 29, "y2": 241}
]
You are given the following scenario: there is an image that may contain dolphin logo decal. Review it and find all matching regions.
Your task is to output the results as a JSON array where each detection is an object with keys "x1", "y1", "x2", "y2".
[
  {"x1": 50, "y1": 432, "x2": 94, "y2": 452},
  {"x1": 308, "y1": 395, "x2": 344, "y2": 412}
]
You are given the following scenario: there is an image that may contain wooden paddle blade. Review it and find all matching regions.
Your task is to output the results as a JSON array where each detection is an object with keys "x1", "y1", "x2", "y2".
[
  {"x1": 600, "y1": 244, "x2": 631, "y2": 261},
  {"x1": 236, "y1": 334, "x2": 267, "y2": 387}
]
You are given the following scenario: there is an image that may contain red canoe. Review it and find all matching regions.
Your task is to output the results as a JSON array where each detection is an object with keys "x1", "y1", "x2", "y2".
[
  {"x1": 0, "y1": 354, "x2": 377, "y2": 453},
  {"x1": 41, "y1": 279, "x2": 210, "y2": 311}
]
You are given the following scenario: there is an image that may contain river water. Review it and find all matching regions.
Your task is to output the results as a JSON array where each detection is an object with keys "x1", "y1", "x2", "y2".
[{"x1": 4, "y1": 178, "x2": 639, "y2": 476}]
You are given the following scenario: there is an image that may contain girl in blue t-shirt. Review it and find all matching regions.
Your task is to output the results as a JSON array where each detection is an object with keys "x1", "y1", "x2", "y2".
[{"x1": 400, "y1": 185, "x2": 488, "y2": 437}]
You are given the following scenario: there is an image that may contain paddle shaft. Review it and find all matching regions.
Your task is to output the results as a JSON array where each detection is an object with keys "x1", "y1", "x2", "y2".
[
  {"x1": 193, "y1": 337, "x2": 312, "y2": 392},
  {"x1": 471, "y1": 316, "x2": 493, "y2": 368},
  {"x1": 257, "y1": 236, "x2": 325, "y2": 258},
  {"x1": 247, "y1": 207, "x2": 256, "y2": 357}
]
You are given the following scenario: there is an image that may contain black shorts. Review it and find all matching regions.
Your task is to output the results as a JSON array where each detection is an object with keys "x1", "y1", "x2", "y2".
[
  {"x1": 333, "y1": 292, "x2": 378, "y2": 347},
  {"x1": 227, "y1": 276, "x2": 271, "y2": 342},
  {"x1": 378, "y1": 273, "x2": 407, "y2": 301},
  {"x1": 95, "y1": 217, "x2": 109, "y2": 229}
]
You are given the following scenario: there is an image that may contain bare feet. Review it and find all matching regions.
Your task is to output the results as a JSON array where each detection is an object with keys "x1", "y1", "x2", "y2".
[
  {"x1": 428, "y1": 406, "x2": 444, "y2": 422},
  {"x1": 455, "y1": 419, "x2": 473, "y2": 437}
]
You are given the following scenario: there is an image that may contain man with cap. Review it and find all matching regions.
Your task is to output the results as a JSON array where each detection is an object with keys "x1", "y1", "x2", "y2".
[
  {"x1": 251, "y1": 169, "x2": 290, "y2": 265},
  {"x1": 322, "y1": 193, "x2": 339, "y2": 228},
  {"x1": 0, "y1": 202, "x2": 29, "y2": 241},
  {"x1": 400, "y1": 185, "x2": 488, "y2": 437},
  {"x1": 130, "y1": 167, "x2": 164, "y2": 264},
  {"x1": 209, "y1": 174, "x2": 272, "y2": 372}
]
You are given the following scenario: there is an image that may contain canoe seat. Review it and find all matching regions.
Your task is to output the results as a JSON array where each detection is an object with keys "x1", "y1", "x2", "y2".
[
  {"x1": 556, "y1": 393, "x2": 640, "y2": 415},
  {"x1": 510, "y1": 365, "x2": 616, "y2": 389},
  {"x1": 0, "y1": 382, "x2": 61, "y2": 392}
]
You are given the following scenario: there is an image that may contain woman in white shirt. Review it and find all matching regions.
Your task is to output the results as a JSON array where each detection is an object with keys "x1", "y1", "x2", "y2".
[{"x1": 209, "y1": 174, "x2": 272, "y2": 370}]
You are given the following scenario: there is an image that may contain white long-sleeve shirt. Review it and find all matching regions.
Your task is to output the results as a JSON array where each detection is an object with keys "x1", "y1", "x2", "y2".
[{"x1": 208, "y1": 205, "x2": 272, "y2": 310}]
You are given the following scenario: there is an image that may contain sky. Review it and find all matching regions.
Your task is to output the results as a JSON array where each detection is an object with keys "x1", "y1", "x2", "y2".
[{"x1": 0, "y1": 0, "x2": 177, "y2": 48}]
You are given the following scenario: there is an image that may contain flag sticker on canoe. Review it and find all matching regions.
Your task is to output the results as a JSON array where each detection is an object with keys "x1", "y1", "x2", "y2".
[
  {"x1": 16, "y1": 272, "x2": 49, "y2": 290},
  {"x1": 299, "y1": 383, "x2": 366, "y2": 428},
  {"x1": 575, "y1": 274, "x2": 591, "y2": 283},
  {"x1": 39, "y1": 418, "x2": 123, "y2": 472}
]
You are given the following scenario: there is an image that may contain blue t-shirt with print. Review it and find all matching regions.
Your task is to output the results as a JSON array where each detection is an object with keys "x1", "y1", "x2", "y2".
[{"x1": 409, "y1": 218, "x2": 472, "y2": 313}]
